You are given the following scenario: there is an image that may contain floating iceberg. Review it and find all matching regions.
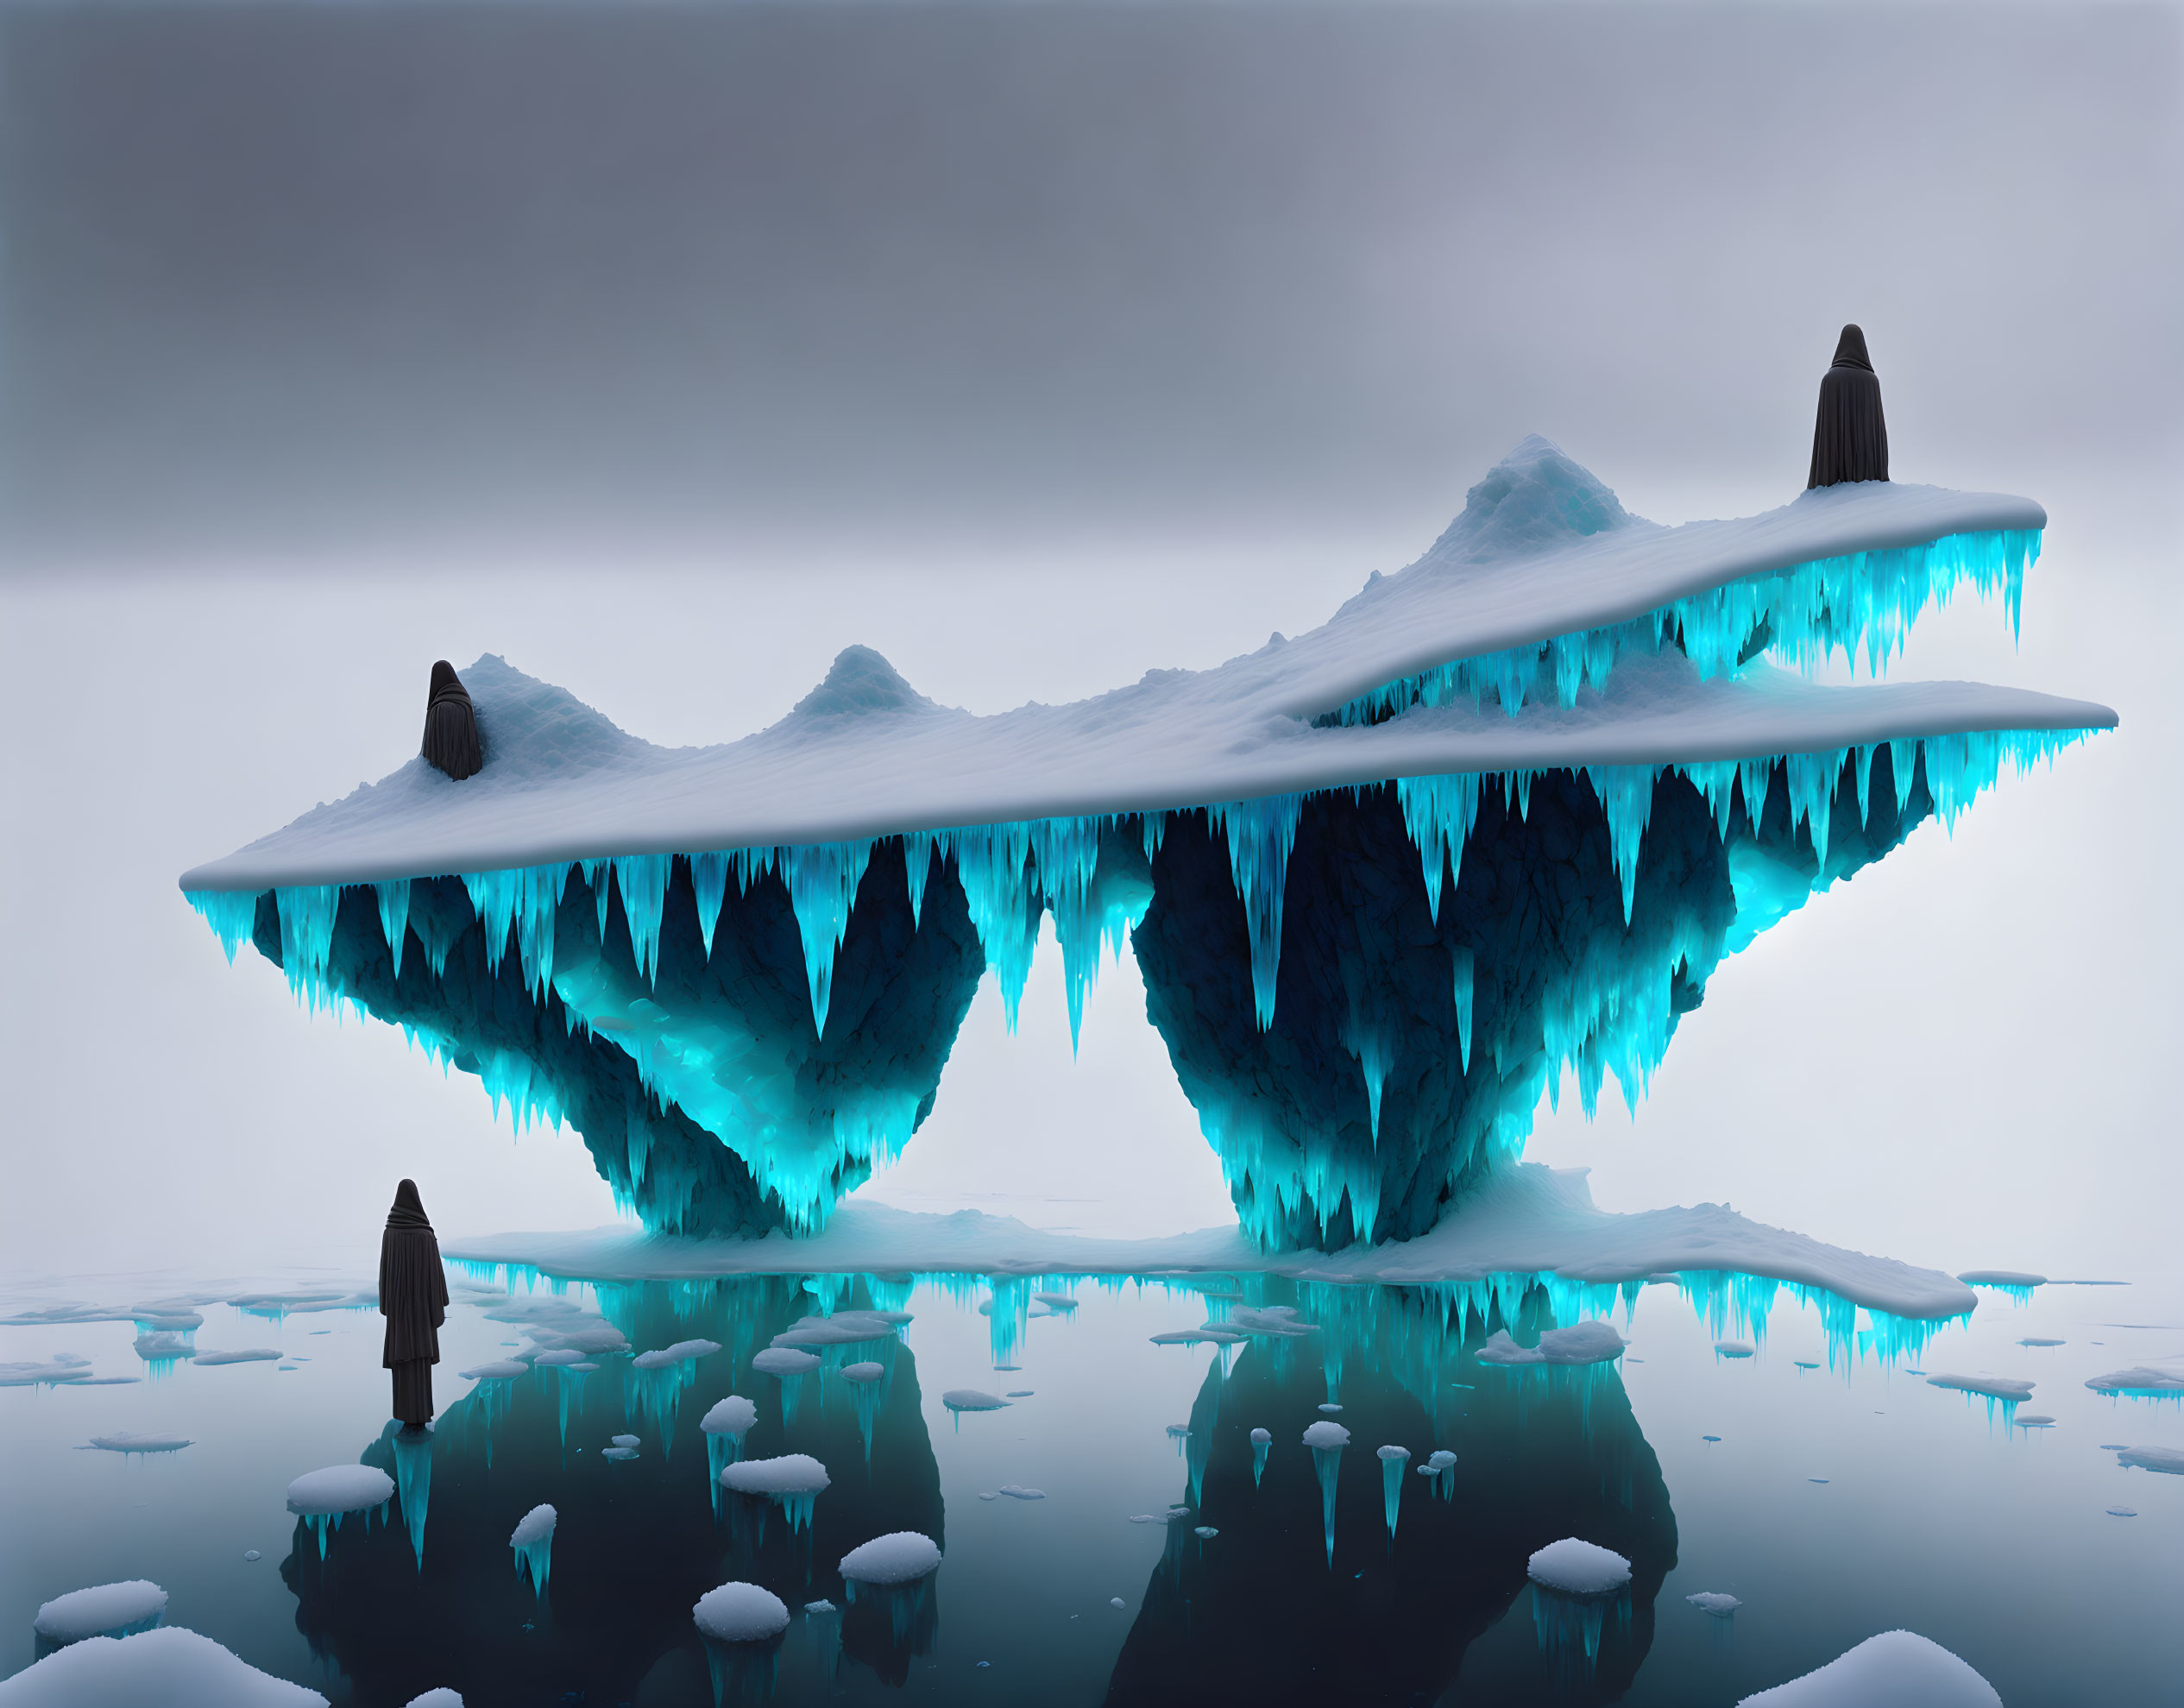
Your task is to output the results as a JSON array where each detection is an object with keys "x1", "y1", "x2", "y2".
[
  {"x1": 1526, "y1": 1538, "x2": 1632, "y2": 1597},
  {"x1": 0, "y1": 1627, "x2": 328, "y2": 1706},
  {"x1": 286, "y1": 1465, "x2": 396, "y2": 1559},
  {"x1": 720, "y1": 1453, "x2": 831, "y2": 1531},
  {"x1": 1735, "y1": 1629, "x2": 2001, "y2": 1706},
  {"x1": 1687, "y1": 1591, "x2": 1742, "y2": 1617},
  {"x1": 181, "y1": 443, "x2": 2111, "y2": 1254},
  {"x1": 2116, "y1": 1445, "x2": 2184, "y2": 1474},
  {"x1": 1303, "y1": 1421, "x2": 1349, "y2": 1567},
  {"x1": 2086, "y1": 1364, "x2": 2184, "y2": 1398},
  {"x1": 692, "y1": 1582, "x2": 790, "y2": 1642},
  {"x1": 33, "y1": 1582, "x2": 167, "y2": 1648},
  {"x1": 838, "y1": 1531, "x2": 941, "y2": 1586},
  {"x1": 84, "y1": 1433, "x2": 192, "y2": 1455},
  {"x1": 508, "y1": 1503, "x2": 556, "y2": 1594}
]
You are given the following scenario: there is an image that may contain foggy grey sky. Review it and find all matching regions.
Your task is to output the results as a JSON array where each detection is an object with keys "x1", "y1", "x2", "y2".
[{"x1": 2, "y1": 1, "x2": 2179, "y2": 1290}]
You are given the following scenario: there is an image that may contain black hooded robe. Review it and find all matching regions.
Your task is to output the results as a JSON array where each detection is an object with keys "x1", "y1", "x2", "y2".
[
  {"x1": 380, "y1": 1179, "x2": 449, "y2": 1426},
  {"x1": 1807, "y1": 323, "x2": 1889, "y2": 488},
  {"x1": 421, "y1": 661, "x2": 484, "y2": 782}
]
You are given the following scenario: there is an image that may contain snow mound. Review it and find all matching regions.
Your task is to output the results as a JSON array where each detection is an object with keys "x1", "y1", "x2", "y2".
[
  {"x1": 693, "y1": 1583, "x2": 790, "y2": 1643},
  {"x1": 34, "y1": 1583, "x2": 167, "y2": 1644},
  {"x1": 1475, "y1": 1320, "x2": 1626, "y2": 1365},
  {"x1": 85, "y1": 1434, "x2": 192, "y2": 1455},
  {"x1": 509, "y1": 1505, "x2": 557, "y2": 1547},
  {"x1": 1421, "y1": 436, "x2": 1640, "y2": 567},
  {"x1": 840, "y1": 1362, "x2": 884, "y2": 1384},
  {"x1": 751, "y1": 1347, "x2": 821, "y2": 1377},
  {"x1": 839, "y1": 1532, "x2": 941, "y2": 1585},
  {"x1": 406, "y1": 1692, "x2": 464, "y2": 1708},
  {"x1": 1302, "y1": 1421, "x2": 1350, "y2": 1450},
  {"x1": 702, "y1": 1396, "x2": 758, "y2": 1435},
  {"x1": 610, "y1": 1434, "x2": 639, "y2": 1448},
  {"x1": 1249, "y1": 1428, "x2": 1271, "y2": 1444},
  {"x1": 804, "y1": 1600, "x2": 836, "y2": 1615},
  {"x1": 2117, "y1": 1446, "x2": 2184, "y2": 1475},
  {"x1": 1526, "y1": 1538, "x2": 1631, "y2": 1597},
  {"x1": 0, "y1": 1627, "x2": 327, "y2": 1706},
  {"x1": 1687, "y1": 1592, "x2": 1743, "y2": 1617},
  {"x1": 721, "y1": 1454, "x2": 830, "y2": 1496},
  {"x1": 1377, "y1": 1445, "x2": 1410, "y2": 1462},
  {"x1": 943, "y1": 1390, "x2": 1010, "y2": 1412},
  {"x1": 1735, "y1": 1629, "x2": 2001, "y2": 1706},
  {"x1": 286, "y1": 1466, "x2": 395, "y2": 1516}
]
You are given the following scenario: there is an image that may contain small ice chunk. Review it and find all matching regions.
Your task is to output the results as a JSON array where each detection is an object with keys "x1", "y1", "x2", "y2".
[
  {"x1": 1957, "y1": 1270, "x2": 2046, "y2": 1288},
  {"x1": 998, "y1": 1485, "x2": 1044, "y2": 1500},
  {"x1": 1734, "y1": 1628, "x2": 2002, "y2": 1705},
  {"x1": 721, "y1": 1454, "x2": 830, "y2": 1495},
  {"x1": 840, "y1": 1363, "x2": 884, "y2": 1384},
  {"x1": 1111, "y1": 1598, "x2": 1125, "y2": 1608},
  {"x1": 1005, "y1": 1390, "x2": 1034, "y2": 1398},
  {"x1": 702, "y1": 1396, "x2": 758, "y2": 1436},
  {"x1": 804, "y1": 1599, "x2": 836, "y2": 1615},
  {"x1": 838, "y1": 1531, "x2": 941, "y2": 1585},
  {"x1": 1925, "y1": 1374, "x2": 2034, "y2": 1402},
  {"x1": 1809, "y1": 1478, "x2": 1830, "y2": 1484},
  {"x1": 242, "y1": 1552, "x2": 261, "y2": 1562},
  {"x1": 978, "y1": 1492, "x2": 998, "y2": 1501},
  {"x1": 610, "y1": 1434, "x2": 640, "y2": 1448},
  {"x1": 1794, "y1": 1361, "x2": 1820, "y2": 1371},
  {"x1": 406, "y1": 1692, "x2": 464, "y2": 1708},
  {"x1": 1686, "y1": 1592, "x2": 1742, "y2": 1617},
  {"x1": 2108, "y1": 1508, "x2": 2137, "y2": 1517},
  {"x1": 0, "y1": 1626, "x2": 330, "y2": 1705},
  {"x1": 1703, "y1": 1435, "x2": 1722, "y2": 1443},
  {"x1": 85, "y1": 1434, "x2": 192, "y2": 1455},
  {"x1": 34, "y1": 1582, "x2": 169, "y2": 1643},
  {"x1": 943, "y1": 1390, "x2": 1010, "y2": 1412},
  {"x1": 2014, "y1": 1415, "x2": 2055, "y2": 1428},
  {"x1": 193, "y1": 1350, "x2": 284, "y2": 1366},
  {"x1": 531, "y1": 1349, "x2": 586, "y2": 1367},
  {"x1": 1715, "y1": 1341, "x2": 1755, "y2": 1359},
  {"x1": 1165, "y1": 1424, "x2": 1191, "y2": 1439},
  {"x1": 1377, "y1": 1445, "x2": 1409, "y2": 1462},
  {"x1": 2084, "y1": 1365, "x2": 2184, "y2": 1396},
  {"x1": 1302, "y1": 1421, "x2": 1350, "y2": 1450},
  {"x1": 456, "y1": 1361, "x2": 530, "y2": 1382},
  {"x1": 2018, "y1": 1338, "x2": 2065, "y2": 1347},
  {"x1": 1249, "y1": 1428, "x2": 1271, "y2": 1444},
  {"x1": 1125, "y1": 1514, "x2": 1161, "y2": 1524},
  {"x1": 2099, "y1": 1443, "x2": 2130, "y2": 1451},
  {"x1": 1317, "y1": 1403, "x2": 1344, "y2": 1414},
  {"x1": 286, "y1": 1466, "x2": 395, "y2": 1516},
  {"x1": 751, "y1": 1347, "x2": 821, "y2": 1377},
  {"x1": 2117, "y1": 1445, "x2": 2184, "y2": 1475},
  {"x1": 770, "y1": 1312, "x2": 905, "y2": 1350},
  {"x1": 693, "y1": 1582, "x2": 789, "y2": 1642},
  {"x1": 508, "y1": 1505, "x2": 557, "y2": 1547},
  {"x1": 1033, "y1": 1292, "x2": 1078, "y2": 1310},
  {"x1": 1526, "y1": 1539, "x2": 1631, "y2": 1597},
  {"x1": 1193, "y1": 1527, "x2": 1218, "y2": 1539},
  {"x1": 601, "y1": 1446, "x2": 638, "y2": 1461}
]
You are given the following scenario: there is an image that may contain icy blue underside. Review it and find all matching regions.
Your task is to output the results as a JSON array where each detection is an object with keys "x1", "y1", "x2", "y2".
[
  {"x1": 1325, "y1": 528, "x2": 2037, "y2": 727},
  {"x1": 191, "y1": 727, "x2": 2085, "y2": 1247}
]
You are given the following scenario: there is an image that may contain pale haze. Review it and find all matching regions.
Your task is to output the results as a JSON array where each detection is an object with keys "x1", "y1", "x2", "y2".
[{"x1": 2, "y1": 0, "x2": 2176, "y2": 1291}]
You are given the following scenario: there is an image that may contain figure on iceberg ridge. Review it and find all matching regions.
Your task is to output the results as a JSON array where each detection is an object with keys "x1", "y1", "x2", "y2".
[{"x1": 422, "y1": 661, "x2": 484, "y2": 782}]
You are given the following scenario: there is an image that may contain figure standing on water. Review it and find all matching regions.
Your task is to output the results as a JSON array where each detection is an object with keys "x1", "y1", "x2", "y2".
[
  {"x1": 380, "y1": 1179, "x2": 449, "y2": 1427},
  {"x1": 1807, "y1": 323, "x2": 1889, "y2": 488}
]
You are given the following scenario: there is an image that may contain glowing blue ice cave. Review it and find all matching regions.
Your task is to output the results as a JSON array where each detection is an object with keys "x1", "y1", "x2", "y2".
[{"x1": 189, "y1": 724, "x2": 2089, "y2": 1251}]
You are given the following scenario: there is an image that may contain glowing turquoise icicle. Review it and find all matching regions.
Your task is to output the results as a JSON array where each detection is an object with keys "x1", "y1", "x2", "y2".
[
  {"x1": 510, "y1": 1503, "x2": 557, "y2": 1595},
  {"x1": 1377, "y1": 1444, "x2": 1409, "y2": 1542},
  {"x1": 1304, "y1": 1421, "x2": 1348, "y2": 1568}
]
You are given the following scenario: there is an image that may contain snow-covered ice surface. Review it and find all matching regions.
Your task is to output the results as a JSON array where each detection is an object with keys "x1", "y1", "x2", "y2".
[
  {"x1": 448, "y1": 1163, "x2": 1975, "y2": 1324},
  {"x1": 691, "y1": 1583, "x2": 789, "y2": 1642},
  {"x1": 1475, "y1": 1320, "x2": 1626, "y2": 1365},
  {"x1": 0, "y1": 1628, "x2": 328, "y2": 1706},
  {"x1": 700, "y1": 1396, "x2": 757, "y2": 1436},
  {"x1": 179, "y1": 451, "x2": 2099, "y2": 894},
  {"x1": 2085, "y1": 1361, "x2": 2184, "y2": 1396},
  {"x1": 1735, "y1": 1629, "x2": 2002, "y2": 1706},
  {"x1": 284, "y1": 1465, "x2": 395, "y2": 1516},
  {"x1": 837, "y1": 1532, "x2": 941, "y2": 1585},
  {"x1": 719, "y1": 1454, "x2": 829, "y2": 1495},
  {"x1": 32, "y1": 1582, "x2": 167, "y2": 1644},
  {"x1": 1526, "y1": 1538, "x2": 1632, "y2": 1597}
]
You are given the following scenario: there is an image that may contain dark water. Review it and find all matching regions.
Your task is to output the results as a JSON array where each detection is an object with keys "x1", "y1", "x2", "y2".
[{"x1": 2, "y1": 1266, "x2": 2178, "y2": 1705}]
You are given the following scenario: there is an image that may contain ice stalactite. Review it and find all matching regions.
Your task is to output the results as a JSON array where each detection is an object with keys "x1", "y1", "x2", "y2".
[
  {"x1": 1324, "y1": 526, "x2": 2039, "y2": 728},
  {"x1": 1249, "y1": 1428, "x2": 1271, "y2": 1488},
  {"x1": 392, "y1": 1426, "x2": 432, "y2": 1570},
  {"x1": 1377, "y1": 1445, "x2": 1409, "y2": 1542},
  {"x1": 1303, "y1": 1421, "x2": 1348, "y2": 1568},
  {"x1": 509, "y1": 1504, "x2": 557, "y2": 1596}
]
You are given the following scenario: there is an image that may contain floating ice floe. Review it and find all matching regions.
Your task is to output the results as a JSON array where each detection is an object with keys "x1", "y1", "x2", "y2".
[
  {"x1": 721, "y1": 1455, "x2": 830, "y2": 1495},
  {"x1": 693, "y1": 1583, "x2": 790, "y2": 1643},
  {"x1": 610, "y1": 1434, "x2": 639, "y2": 1448},
  {"x1": 1193, "y1": 1527, "x2": 1218, "y2": 1539},
  {"x1": 1715, "y1": 1340, "x2": 1756, "y2": 1359},
  {"x1": 601, "y1": 1446, "x2": 637, "y2": 1461},
  {"x1": 0, "y1": 1627, "x2": 329, "y2": 1705},
  {"x1": 2116, "y1": 1445, "x2": 2184, "y2": 1475},
  {"x1": 34, "y1": 1582, "x2": 168, "y2": 1646},
  {"x1": 509, "y1": 1505, "x2": 557, "y2": 1594},
  {"x1": 804, "y1": 1599, "x2": 836, "y2": 1615},
  {"x1": 2018, "y1": 1338, "x2": 2065, "y2": 1348},
  {"x1": 702, "y1": 1396, "x2": 759, "y2": 1434},
  {"x1": 0, "y1": 1358, "x2": 95, "y2": 1389},
  {"x1": 84, "y1": 1434, "x2": 192, "y2": 1455},
  {"x1": 1686, "y1": 1592, "x2": 1741, "y2": 1617},
  {"x1": 944, "y1": 1390, "x2": 1010, "y2": 1413},
  {"x1": 192, "y1": 1348, "x2": 285, "y2": 1366},
  {"x1": 286, "y1": 1465, "x2": 396, "y2": 1558},
  {"x1": 1004, "y1": 1389, "x2": 1033, "y2": 1397},
  {"x1": 2084, "y1": 1364, "x2": 2184, "y2": 1397},
  {"x1": 1526, "y1": 1539, "x2": 1632, "y2": 1597},
  {"x1": 631, "y1": 1339, "x2": 720, "y2": 1370},
  {"x1": 1110, "y1": 1598, "x2": 1125, "y2": 1609},
  {"x1": 771, "y1": 1312, "x2": 904, "y2": 1350},
  {"x1": 1958, "y1": 1270, "x2": 2044, "y2": 1290},
  {"x1": 2108, "y1": 1508, "x2": 2137, "y2": 1517},
  {"x1": 840, "y1": 1363, "x2": 885, "y2": 1384},
  {"x1": 1475, "y1": 1320, "x2": 1626, "y2": 1365},
  {"x1": 458, "y1": 1360, "x2": 531, "y2": 1382},
  {"x1": 998, "y1": 1485, "x2": 1043, "y2": 1501},
  {"x1": 1734, "y1": 1629, "x2": 2001, "y2": 1705},
  {"x1": 838, "y1": 1532, "x2": 941, "y2": 1585},
  {"x1": 1925, "y1": 1374, "x2": 2033, "y2": 1402},
  {"x1": 1034, "y1": 1292, "x2": 1078, "y2": 1311},
  {"x1": 752, "y1": 1347, "x2": 821, "y2": 1377}
]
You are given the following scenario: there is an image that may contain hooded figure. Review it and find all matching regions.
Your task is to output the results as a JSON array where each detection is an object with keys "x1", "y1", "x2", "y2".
[
  {"x1": 380, "y1": 1179, "x2": 450, "y2": 1426},
  {"x1": 421, "y1": 661, "x2": 484, "y2": 781},
  {"x1": 1807, "y1": 324, "x2": 1889, "y2": 488}
]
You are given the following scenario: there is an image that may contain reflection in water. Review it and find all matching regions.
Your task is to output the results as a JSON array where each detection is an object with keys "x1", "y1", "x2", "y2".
[
  {"x1": 1105, "y1": 1284, "x2": 1677, "y2": 1707},
  {"x1": 280, "y1": 1276, "x2": 941, "y2": 1707}
]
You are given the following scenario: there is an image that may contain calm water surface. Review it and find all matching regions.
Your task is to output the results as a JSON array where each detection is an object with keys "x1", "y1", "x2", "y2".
[{"x1": 3, "y1": 1264, "x2": 2178, "y2": 1705}]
